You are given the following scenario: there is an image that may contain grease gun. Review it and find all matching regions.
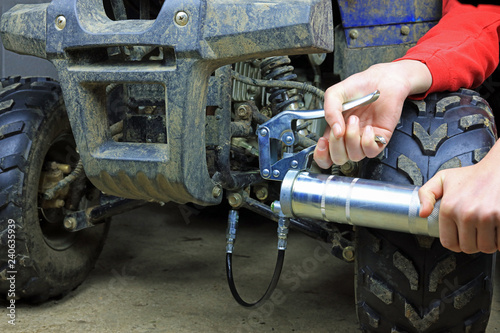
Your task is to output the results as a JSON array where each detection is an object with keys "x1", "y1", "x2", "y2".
[{"x1": 257, "y1": 91, "x2": 441, "y2": 238}]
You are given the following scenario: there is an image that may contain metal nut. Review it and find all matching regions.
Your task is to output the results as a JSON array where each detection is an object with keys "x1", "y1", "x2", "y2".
[
  {"x1": 55, "y1": 15, "x2": 66, "y2": 30},
  {"x1": 212, "y1": 185, "x2": 222, "y2": 198},
  {"x1": 228, "y1": 193, "x2": 243, "y2": 208},
  {"x1": 342, "y1": 246, "x2": 355, "y2": 262},
  {"x1": 174, "y1": 11, "x2": 189, "y2": 26},
  {"x1": 349, "y1": 29, "x2": 359, "y2": 39},
  {"x1": 340, "y1": 161, "x2": 358, "y2": 176},
  {"x1": 255, "y1": 187, "x2": 268, "y2": 201},
  {"x1": 64, "y1": 217, "x2": 77, "y2": 230},
  {"x1": 401, "y1": 25, "x2": 410, "y2": 36},
  {"x1": 237, "y1": 104, "x2": 251, "y2": 119}
]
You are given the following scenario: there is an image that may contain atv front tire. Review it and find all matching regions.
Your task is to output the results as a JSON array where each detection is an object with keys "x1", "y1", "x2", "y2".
[{"x1": 0, "y1": 77, "x2": 109, "y2": 302}]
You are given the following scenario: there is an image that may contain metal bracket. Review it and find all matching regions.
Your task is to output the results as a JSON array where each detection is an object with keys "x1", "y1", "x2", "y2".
[
  {"x1": 257, "y1": 110, "x2": 323, "y2": 181},
  {"x1": 257, "y1": 90, "x2": 380, "y2": 181}
]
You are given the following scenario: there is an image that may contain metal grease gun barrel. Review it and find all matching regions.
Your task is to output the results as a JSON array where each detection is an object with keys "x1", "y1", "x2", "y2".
[{"x1": 276, "y1": 170, "x2": 441, "y2": 237}]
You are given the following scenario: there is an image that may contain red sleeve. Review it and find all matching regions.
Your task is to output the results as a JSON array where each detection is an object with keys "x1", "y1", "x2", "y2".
[{"x1": 396, "y1": 0, "x2": 500, "y2": 98}]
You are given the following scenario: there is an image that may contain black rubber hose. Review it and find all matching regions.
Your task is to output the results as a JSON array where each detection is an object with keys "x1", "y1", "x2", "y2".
[
  {"x1": 231, "y1": 70, "x2": 325, "y2": 100},
  {"x1": 226, "y1": 250, "x2": 285, "y2": 309}
]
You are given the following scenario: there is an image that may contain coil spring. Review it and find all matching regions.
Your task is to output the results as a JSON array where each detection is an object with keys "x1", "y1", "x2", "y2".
[{"x1": 260, "y1": 56, "x2": 302, "y2": 114}]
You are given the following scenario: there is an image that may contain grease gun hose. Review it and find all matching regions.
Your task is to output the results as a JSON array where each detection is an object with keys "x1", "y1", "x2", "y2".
[
  {"x1": 226, "y1": 250, "x2": 285, "y2": 308},
  {"x1": 225, "y1": 209, "x2": 288, "y2": 308}
]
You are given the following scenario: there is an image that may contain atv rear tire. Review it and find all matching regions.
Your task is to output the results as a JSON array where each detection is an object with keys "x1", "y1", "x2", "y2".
[
  {"x1": 0, "y1": 77, "x2": 109, "y2": 302},
  {"x1": 356, "y1": 90, "x2": 496, "y2": 332}
]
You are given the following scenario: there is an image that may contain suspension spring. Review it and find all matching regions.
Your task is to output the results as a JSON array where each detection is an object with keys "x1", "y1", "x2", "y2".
[{"x1": 260, "y1": 56, "x2": 302, "y2": 114}]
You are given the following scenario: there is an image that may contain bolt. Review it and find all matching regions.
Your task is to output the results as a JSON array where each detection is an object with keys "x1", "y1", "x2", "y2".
[
  {"x1": 228, "y1": 193, "x2": 243, "y2": 208},
  {"x1": 255, "y1": 187, "x2": 268, "y2": 201},
  {"x1": 284, "y1": 134, "x2": 294, "y2": 145},
  {"x1": 259, "y1": 128, "x2": 268, "y2": 137},
  {"x1": 342, "y1": 246, "x2": 355, "y2": 262},
  {"x1": 291, "y1": 160, "x2": 298, "y2": 168},
  {"x1": 237, "y1": 105, "x2": 251, "y2": 119},
  {"x1": 212, "y1": 185, "x2": 222, "y2": 198},
  {"x1": 262, "y1": 169, "x2": 270, "y2": 177},
  {"x1": 349, "y1": 29, "x2": 359, "y2": 39},
  {"x1": 401, "y1": 25, "x2": 410, "y2": 36},
  {"x1": 55, "y1": 15, "x2": 66, "y2": 30},
  {"x1": 340, "y1": 160, "x2": 358, "y2": 175},
  {"x1": 174, "y1": 11, "x2": 189, "y2": 26},
  {"x1": 272, "y1": 169, "x2": 280, "y2": 178},
  {"x1": 64, "y1": 217, "x2": 77, "y2": 230}
]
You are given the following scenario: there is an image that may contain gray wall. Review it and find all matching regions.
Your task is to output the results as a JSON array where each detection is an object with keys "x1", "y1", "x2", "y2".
[{"x1": 0, "y1": 0, "x2": 58, "y2": 79}]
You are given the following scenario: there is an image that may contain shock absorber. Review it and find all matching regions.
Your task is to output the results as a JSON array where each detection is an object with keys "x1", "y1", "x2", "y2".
[
  {"x1": 274, "y1": 170, "x2": 441, "y2": 237},
  {"x1": 260, "y1": 56, "x2": 302, "y2": 113}
]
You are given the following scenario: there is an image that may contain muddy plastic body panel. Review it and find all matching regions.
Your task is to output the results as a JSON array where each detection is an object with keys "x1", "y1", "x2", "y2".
[{"x1": 0, "y1": 0, "x2": 333, "y2": 205}]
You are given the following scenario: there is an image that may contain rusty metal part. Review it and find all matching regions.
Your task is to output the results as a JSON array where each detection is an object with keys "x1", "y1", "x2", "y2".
[
  {"x1": 342, "y1": 246, "x2": 355, "y2": 262},
  {"x1": 64, "y1": 198, "x2": 148, "y2": 232},
  {"x1": 39, "y1": 161, "x2": 72, "y2": 208},
  {"x1": 237, "y1": 104, "x2": 252, "y2": 120},
  {"x1": 228, "y1": 193, "x2": 243, "y2": 208},
  {"x1": 63, "y1": 217, "x2": 77, "y2": 230},
  {"x1": 44, "y1": 160, "x2": 85, "y2": 201},
  {"x1": 212, "y1": 185, "x2": 222, "y2": 198},
  {"x1": 254, "y1": 185, "x2": 268, "y2": 201},
  {"x1": 231, "y1": 70, "x2": 325, "y2": 100}
]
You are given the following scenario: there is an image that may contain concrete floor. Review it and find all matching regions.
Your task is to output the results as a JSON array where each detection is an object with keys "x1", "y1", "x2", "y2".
[{"x1": 1, "y1": 203, "x2": 500, "y2": 333}]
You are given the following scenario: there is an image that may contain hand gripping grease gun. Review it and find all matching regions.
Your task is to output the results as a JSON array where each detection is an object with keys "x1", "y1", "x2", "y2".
[
  {"x1": 225, "y1": 91, "x2": 440, "y2": 309},
  {"x1": 257, "y1": 90, "x2": 440, "y2": 238}
]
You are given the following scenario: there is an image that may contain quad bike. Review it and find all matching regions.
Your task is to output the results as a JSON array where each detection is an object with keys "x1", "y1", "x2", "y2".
[{"x1": 0, "y1": 0, "x2": 497, "y2": 332}]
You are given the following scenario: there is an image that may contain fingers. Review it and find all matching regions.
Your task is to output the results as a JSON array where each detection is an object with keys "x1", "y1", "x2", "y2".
[
  {"x1": 314, "y1": 117, "x2": 386, "y2": 168},
  {"x1": 313, "y1": 136, "x2": 333, "y2": 169},
  {"x1": 418, "y1": 172, "x2": 444, "y2": 218},
  {"x1": 329, "y1": 125, "x2": 349, "y2": 165},
  {"x1": 438, "y1": 214, "x2": 461, "y2": 252},
  {"x1": 476, "y1": 220, "x2": 497, "y2": 253},
  {"x1": 331, "y1": 116, "x2": 384, "y2": 164},
  {"x1": 442, "y1": 212, "x2": 498, "y2": 254},
  {"x1": 323, "y1": 85, "x2": 347, "y2": 137},
  {"x1": 421, "y1": 171, "x2": 499, "y2": 254}
]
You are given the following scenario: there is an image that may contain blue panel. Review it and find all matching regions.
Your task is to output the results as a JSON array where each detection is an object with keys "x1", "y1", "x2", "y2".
[
  {"x1": 338, "y1": 0, "x2": 442, "y2": 28},
  {"x1": 345, "y1": 22, "x2": 437, "y2": 48}
]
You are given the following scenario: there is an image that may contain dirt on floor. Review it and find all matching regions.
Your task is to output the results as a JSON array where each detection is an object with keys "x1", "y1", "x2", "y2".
[{"x1": 1, "y1": 203, "x2": 500, "y2": 333}]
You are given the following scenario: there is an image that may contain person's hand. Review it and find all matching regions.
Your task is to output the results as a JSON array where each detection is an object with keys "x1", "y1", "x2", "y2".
[
  {"x1": 314, "y1": 60, "x2": 432, "y2": 168},
  {"x1": 419, "y1": 145, "x2": 500, "y2": 253}
]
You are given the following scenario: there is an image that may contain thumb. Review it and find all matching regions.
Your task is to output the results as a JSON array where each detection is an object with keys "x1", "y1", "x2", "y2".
[
  {"x1": 418, "y1": 172, "x2": 445, "y2": 218},
  {"x1": 324, "y1": 86, "x2": 347, "y2": 139}
]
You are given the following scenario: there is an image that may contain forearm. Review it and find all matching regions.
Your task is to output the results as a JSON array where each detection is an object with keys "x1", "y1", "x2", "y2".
[
  {"x1": 393, "y1": 60, "x2": 433, "y2": 96},
  {"x1": 396, "y1": 0, "x2": 500, "y2": 97}
]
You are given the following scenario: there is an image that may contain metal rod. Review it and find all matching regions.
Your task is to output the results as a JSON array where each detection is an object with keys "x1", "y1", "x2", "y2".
[{"x1": 242, "y1": 196, "x2": 331, "y2": 242}]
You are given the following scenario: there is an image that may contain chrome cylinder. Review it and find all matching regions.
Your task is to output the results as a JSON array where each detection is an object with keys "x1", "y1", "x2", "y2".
[{"x1": 279, "y1": 170, "x2": 440, "y2": 237}]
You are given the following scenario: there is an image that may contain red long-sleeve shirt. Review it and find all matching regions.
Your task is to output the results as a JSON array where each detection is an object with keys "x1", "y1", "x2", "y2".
[{"x1": 397, "y1": 0, "x2": 500, "y2": 97}]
